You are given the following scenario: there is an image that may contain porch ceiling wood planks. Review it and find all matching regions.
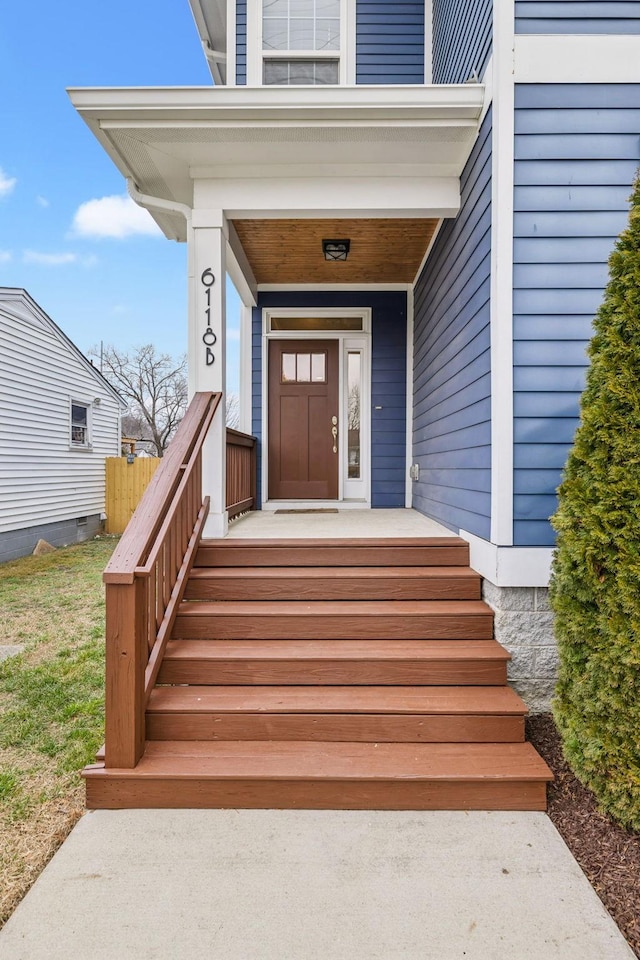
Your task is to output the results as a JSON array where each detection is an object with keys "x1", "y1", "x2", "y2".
[{"x1": 233, "y1": 218, "x2": 439, "y2": 284}]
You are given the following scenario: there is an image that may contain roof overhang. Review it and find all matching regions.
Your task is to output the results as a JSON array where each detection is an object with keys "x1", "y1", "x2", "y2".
[
  {"x1": 187, "y1": 0, "x2": 227, "y2": 84},
  {"x1": 69, "y1": 85, "x2": 486, "y2": 242}
]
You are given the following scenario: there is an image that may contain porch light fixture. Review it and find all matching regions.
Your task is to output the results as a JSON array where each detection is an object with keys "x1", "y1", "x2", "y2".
[{"x1": 322, "y1": 239, "x2": 350, "y2": 261}]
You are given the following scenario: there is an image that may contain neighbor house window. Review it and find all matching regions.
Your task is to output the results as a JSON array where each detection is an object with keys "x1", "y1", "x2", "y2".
[
  {"x1": 71, "y1": 402, "x2": 90, "y2": 446},
  {"x1": 262, "y1": 0, "x2": 342, "y2": 85}
]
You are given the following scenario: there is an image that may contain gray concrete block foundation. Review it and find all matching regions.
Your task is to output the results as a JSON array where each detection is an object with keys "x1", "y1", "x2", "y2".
[
  {"x1": 482, "y1": 581, "x2": 557, "y2": 713},
  {"x1": 0, "y1": 514, "x2": 102, "y2": 564}
]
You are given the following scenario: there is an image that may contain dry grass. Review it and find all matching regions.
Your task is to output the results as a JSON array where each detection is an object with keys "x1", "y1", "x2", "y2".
[{"x1": 0, "y1": 537, "x2": 117, "y2": 927}]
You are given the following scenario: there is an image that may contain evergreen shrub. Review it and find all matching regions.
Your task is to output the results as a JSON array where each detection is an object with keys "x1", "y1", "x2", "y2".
[{"x1": 550, "y1": 176, "x2": 640, "y2": 830}]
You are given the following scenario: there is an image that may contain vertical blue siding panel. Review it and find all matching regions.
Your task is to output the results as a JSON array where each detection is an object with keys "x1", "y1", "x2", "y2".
[
  {"x1": 515, "y1": 2, "x2": 640, "y2": 34},
  {"x1": 356, "y1": 1, "x2": 425, "y2": 84},
  {"x1": 432, "y1": 0, "x2": 493, "y2": 84},
  {"x1": 512, "y1": 83, "x2": 640, "y2": 546},
  {"x1": 412, "y1": 108, "x2": 493, "y2": 539},
  {"x1": 236, "y1": 0, "x2": 247, "y2": 85},
  {"x1": 252, "y1": 291, "x2": 407, "y2": 508}
]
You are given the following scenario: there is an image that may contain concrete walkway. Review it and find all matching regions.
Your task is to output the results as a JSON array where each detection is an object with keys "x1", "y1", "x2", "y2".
[{"x1": 0, "y1": 810, "x2": 634, "y2": 960}]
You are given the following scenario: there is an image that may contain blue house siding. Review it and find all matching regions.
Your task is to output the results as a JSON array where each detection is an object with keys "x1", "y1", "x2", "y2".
[
  {"x1": 236, "y1": 0, "x2": 247, "y2": 84},
  {"x1": 412, "y1": 109, "x2": 492, "y2": 539},
  {"x1": 432, "y1": 0, "x2": 492, "y2": 84},
  {"x1": 356, "y1": 1, "x2": 424, "y2": 84},
  {"x1": 515, "y1": 2, "x2": 640, "y2": 34},
  {"x1": 513, "y1": 83, "x2": 640, "y2": 546},
  {"x1": 252, "y1": 291, "x2": 407, "y2": 508}
]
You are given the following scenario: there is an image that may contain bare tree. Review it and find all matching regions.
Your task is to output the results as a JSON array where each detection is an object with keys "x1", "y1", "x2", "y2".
[
  {"x1": 226, "y1": 392, "x2": 240, "y2": 430},
  {"x1": 91, "y1": 343, "x2": 187, "y2": 457}
]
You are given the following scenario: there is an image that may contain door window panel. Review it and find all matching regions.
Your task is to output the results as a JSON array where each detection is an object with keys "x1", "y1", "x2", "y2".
[
  {"x1": 281, "y1": 352, "x2": 328, "y2": 383},
  {"x1": 311, "y1": 353, "x2": 326, "y2": 382},
  {"x1": 281, "y1": 353, "x2": 297, "y2": 383},
  {"x1": 296, "y1": 353, "x2": 311, "y2": 382}
]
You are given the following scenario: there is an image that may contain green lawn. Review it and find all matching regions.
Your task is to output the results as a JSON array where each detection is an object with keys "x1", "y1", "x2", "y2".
[{"x1": 0, "y1": 537, "x2": 116, "y2": 925}]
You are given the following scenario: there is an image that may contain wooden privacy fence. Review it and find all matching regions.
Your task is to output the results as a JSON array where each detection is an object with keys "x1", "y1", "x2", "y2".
[
  {"x1": 226, "y1": 428, "x2": 257, "y2": 519},
  {"x1": 105, "y1": 456, "x2": 160, "y2": 534}
]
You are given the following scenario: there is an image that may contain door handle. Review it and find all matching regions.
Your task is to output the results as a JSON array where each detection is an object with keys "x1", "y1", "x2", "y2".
[{"x1": 331, "y1": 417, "x2": 338, "y2": 454}]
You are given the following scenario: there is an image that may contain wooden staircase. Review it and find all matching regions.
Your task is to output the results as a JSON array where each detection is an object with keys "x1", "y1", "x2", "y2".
[{"x1": 85, "y1": 536, "x2": 552, "y2": 809}]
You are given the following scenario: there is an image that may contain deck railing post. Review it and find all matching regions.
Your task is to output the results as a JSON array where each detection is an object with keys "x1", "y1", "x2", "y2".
[{"x1": 104, "y1": 578, "x2": 147, "y2": 768}]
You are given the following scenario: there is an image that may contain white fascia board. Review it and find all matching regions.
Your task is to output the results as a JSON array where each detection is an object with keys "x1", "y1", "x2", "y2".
[
  {"x1": 194, "y1": 176, "x2": 460, "y2": 218},
  {"x1": 515, "y1": 34, "x2": 640, "y2": 83},
  {"x1": 460, "y1": 530, "x2": 554, "y2": 588},
  {"x1": 68, "y1": 84, "x2": 485, "y2": 122},
  {"x1": 188, "y1": 0, "x2": 227, "y2": 82}
]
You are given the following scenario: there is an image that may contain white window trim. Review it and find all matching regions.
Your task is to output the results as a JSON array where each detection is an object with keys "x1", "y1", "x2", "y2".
[
  {"x1": 246, "y1": 0, "x2": 353, "y2": 86},
  {"x1": 261, "y1": 307, "x2": 371, "y2": 507},
  {"x1": 69, "y1": 398, "x2": 94, "y2": 451}
]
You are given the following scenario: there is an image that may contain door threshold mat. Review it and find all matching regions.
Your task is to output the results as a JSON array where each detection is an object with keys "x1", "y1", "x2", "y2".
[{"x1": 274, "y1": 509, "x2": 340, "y2": 514}]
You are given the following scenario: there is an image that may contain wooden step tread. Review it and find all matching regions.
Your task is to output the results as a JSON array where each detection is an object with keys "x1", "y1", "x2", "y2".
[
  {"x1": 87, "y1": 740, "x2": 552, "y2": 782},
  {"x1": 162, "y1": 639, "x2": 509, "y2": 661},
  {"x1": 148, "y1": 685, "x2": 526, "y2": 715},
  {"x1": 196, "y1": 538, "x2": 469, "y2": 568},
  {"x1": 189, "y1": 566, "x2": 479, "y2": 581},
  {"x1": 177, "y1": 600, "x2": 492, "y2": 617}
]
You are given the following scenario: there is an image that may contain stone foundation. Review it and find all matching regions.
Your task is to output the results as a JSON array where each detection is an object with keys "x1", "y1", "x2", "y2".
[{"x1": 481, "y1": 581, "x2": 557, "y2": 713}]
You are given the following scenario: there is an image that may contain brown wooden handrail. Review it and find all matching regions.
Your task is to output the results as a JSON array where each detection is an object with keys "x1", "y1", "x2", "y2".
[
  {"x1": 103, "y1": 391, "x2": 221, "y2": 769},
  {"x1": 226, "y1": 427, "x2": 257, "y2": 519}
]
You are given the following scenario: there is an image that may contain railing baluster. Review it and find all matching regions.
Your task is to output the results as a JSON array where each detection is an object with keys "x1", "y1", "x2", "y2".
[{"x1": 225, "y1": 427, "x2": 258, "y2": 520}]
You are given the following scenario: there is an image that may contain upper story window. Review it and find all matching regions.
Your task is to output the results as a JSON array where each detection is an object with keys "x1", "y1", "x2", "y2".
[{"x1": 253, "y1": 0, "x2": 347, "y2": 85}]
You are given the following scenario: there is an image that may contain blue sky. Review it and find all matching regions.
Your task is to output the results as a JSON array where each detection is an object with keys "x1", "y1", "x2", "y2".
[{"x1": 0, "y1": 0, "x2": 242, "y2": 392}]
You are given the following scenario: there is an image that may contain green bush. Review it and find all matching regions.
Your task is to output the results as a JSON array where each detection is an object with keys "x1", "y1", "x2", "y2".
[{"x1": 550, "y1": 176, "x2": 640, "y2": 830}]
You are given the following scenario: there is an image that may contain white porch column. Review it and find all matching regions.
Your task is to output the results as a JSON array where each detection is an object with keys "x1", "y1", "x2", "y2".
[{"x1": 188, "y1": 210, "x2": 228, "y2": 538}]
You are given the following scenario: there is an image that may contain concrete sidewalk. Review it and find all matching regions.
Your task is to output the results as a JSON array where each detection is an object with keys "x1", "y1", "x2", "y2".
[{"x1": 0, "y1": 810, "x2": 634, "y2": 960}]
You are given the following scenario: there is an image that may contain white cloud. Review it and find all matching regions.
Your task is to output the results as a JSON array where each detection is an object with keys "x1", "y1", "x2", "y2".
[
  {"x1": 71, "y1": 194, "x2": 162, "y2": 239},
  {"x1": 0, "y1": 167, "x2": 17, "y2": 198},
  {"x1": 23, "y1": 250, "x2": 77, "y2": 266},
  {"x1": 36, "y1": 195, "x2": 50, "y2": 208},
  {"x1": 0, "y1": 250, "x2": 12, "y2": 263},
  {"x1": 22, "y1": 250, "x2": 97, "y2": 268}
]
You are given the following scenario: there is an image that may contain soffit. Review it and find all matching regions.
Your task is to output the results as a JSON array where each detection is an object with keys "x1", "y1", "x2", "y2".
[
  {"x1": 233, "y1": 218, "x2": 438, "y2": 284},
  {"x1": 69, "y1": 86, "x2": 485, "y2": 241}
]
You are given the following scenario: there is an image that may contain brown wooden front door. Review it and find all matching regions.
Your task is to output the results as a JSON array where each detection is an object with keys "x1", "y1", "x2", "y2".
[{"x1": 268, "y1": 339, "x2": 339, "y2": 500}]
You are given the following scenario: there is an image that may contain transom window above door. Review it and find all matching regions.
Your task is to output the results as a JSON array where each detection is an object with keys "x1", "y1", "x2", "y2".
[{"x1": 259, "y1": 0, "x2": 345, "y2": 85}]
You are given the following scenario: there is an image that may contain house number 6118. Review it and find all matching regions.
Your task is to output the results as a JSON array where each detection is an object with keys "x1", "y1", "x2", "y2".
[{"x1": 201, "y1": 268, "x2": 216, "y2": 366}]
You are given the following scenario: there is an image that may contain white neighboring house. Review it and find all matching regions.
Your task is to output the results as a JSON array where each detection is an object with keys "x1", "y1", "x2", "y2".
[{"x1": 0, "y1": 288, "x2": 125, "y2": 562}]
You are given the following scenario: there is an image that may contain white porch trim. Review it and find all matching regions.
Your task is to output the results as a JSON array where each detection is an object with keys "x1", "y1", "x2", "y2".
[
  {"x1": 260, "y1": 307, "x2": 372, "y2": 508},
  {"x1": 489, "y1": 0, "x2": 515, "y2": 546},
  {"x1": 460, "y1": 530, "x2": 554, "y2": 588},
  {"x1": 188, "y1": 212, "x2": 229, "y2": 538}
]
